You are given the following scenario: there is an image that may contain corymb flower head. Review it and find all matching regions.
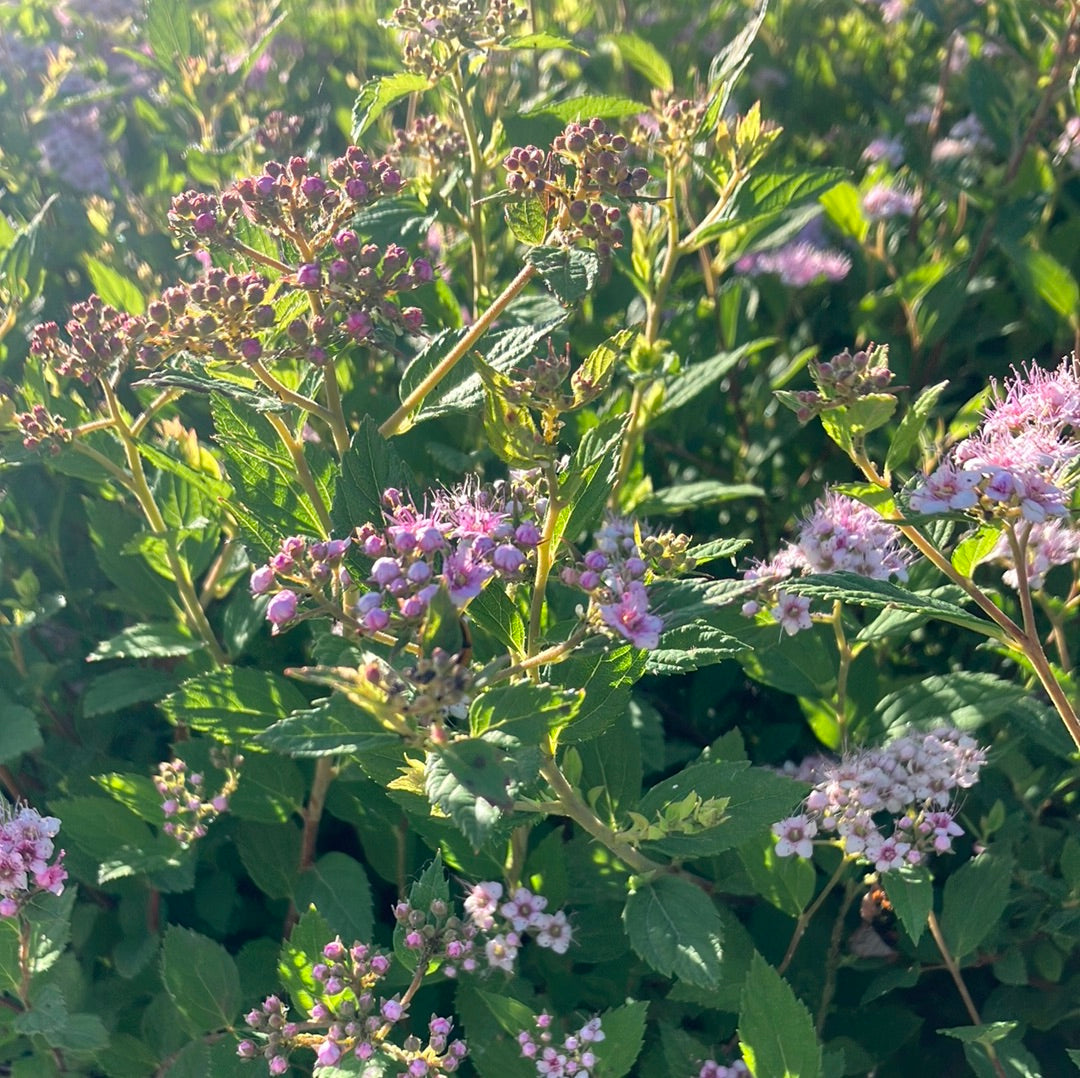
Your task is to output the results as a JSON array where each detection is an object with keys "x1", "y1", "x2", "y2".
[{"x1": 0, "y1": 802, "x2": 67, "y2": 916}]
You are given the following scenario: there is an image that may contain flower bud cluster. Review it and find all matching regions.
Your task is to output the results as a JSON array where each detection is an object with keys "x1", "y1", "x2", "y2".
[
  {"x1": 239, "y1": 940, "x2": 467, "y2": 1075},
  {"x1": 138, "y1": 269, "x2": 276, "y2": 369},
  {"x1": 562, "y1": 516, "x2": 691, "y2": 650},
  {"x1": 361, "y1": 648, "x2": 475, "y2": 735},
  {"x1": 395, "y1": 880, "x2": 574, "y2": 980},
  {"x1": 16, "y1": 405, "x2": 72, "y2": 455},
  {"x1": 30, "y1": 296, "x2": 141, "y2": 383},
  {"x1": 250, "y1": 536, "x2": 352, "y2": 634},
  {"x1": 772, "y1": 726, "x2": 986, "y2": 873},
  {"x1": 503, "y1": 118, "x2": 649, "y2": 258},
  {"x1": 909, "y1": 358, "x2": 1080, "y2": 526},
  {"x1": 0, "y1": 802, "x2": 67, "y2": 917},
  {"x1": 389, "y1": 0, "x2": 526, "y2": 76},
  {"x1": 255, "y1": 110, "x2": 303, "y2": 157},
  {"x1": 741, "y1": 490, "x2": 911, "y2": 635},
  {"x1": 169, "y1": 148, "x2": 403, "y2": 255},
  {"x1": 637, "y1": 94, "x2": 707, "y2": 159},
  {"x1": 517, "y1": 1013, "x2": 604, "y2": 1078},
  {"x1": 392, "y1": 115, "x2": 468, "y2": 175},
  {"x1": 784, "y1": 344, "x2": 894, "y2": 423},
  {"x1": 155, "y1": 753, "x2": 242, "y2": 847}
]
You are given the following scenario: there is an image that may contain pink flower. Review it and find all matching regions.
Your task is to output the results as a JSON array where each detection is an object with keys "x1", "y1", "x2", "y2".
[
  {"x1": 772, "y1": 815, "x2": 817, "y2": 858},
  {"x1": 772, "y1": 592, "x2": 812, "y2": 635},
  {"x1": 598, "y1": 581, "x2": 663, "y2": 649}
]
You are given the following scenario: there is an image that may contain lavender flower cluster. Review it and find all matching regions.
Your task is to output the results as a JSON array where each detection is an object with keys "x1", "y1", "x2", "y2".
[
  {"x1": 736, "y1": 238, "x2": 851, "y2": 287},
  {"x1": 0, "y1": 803, "x2": 67, "y2": 917},
  {"x1": 239, "y1": 939, "x2": 466, "y2": 1075},
  {"x1": 772, "y1": 726, "x2": 986, "y2": 873},
  {"x1": 742, "y1": 490, "x2": 911, "y2": 634},
  {"x1": 517, "y1": 1013, "x2": 605, "y2": 1078},
  {"x1": 990, "y1": 519, "x2": 1080, "y2": 592},
  {"x1": 910, "y1": 359, "x2": 1080, "y2": 529},
  {"x1": 697, "y1": 1060, "x2": 749, "y2": 1078}
]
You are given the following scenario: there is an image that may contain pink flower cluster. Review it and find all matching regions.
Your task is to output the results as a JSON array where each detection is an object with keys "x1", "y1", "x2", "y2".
[
  {"x1": 772, "y1": 727, "x2": 986, "y2": 873},
  {"x1": 698, "y1": 1060, "x2": 748, "y2": 1078},
  {"x1": 250, "y1": 536, "x2": 352, "y2": 634},
  {"x1": 395, "y1": 881, "x2": 573, "y2": 979},
  {"x1": 736, "y1": 240, "x2": 851, "y2": 287},
  {"x1": 154, "y1": 758, "x2": 236, "y2": 846},
  {"x1": 910, "y1": 359, "x2": 1080, "y2": 525},
  {"x1": 990, "y1": 519, "x2": 1080, "y2": 592},
  {"x1": 239, "y1": 939, "x2": 466, "y2": 1075},
  {"x1": 517, "y1": 1013, "x2": 605, "y2": 1078},
  {"x1": 0, "y1": 803, "x2": 67, "y2": 917},
  {"x1": 862, "y1": 182, "x2": 918, "y2": 220},
  {"x1": 742, "y1": 490, "x2": 911, "y2": 634}
]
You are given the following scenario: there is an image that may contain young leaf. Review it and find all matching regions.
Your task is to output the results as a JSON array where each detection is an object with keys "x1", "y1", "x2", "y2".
[
  {"x1": 160, "y1": 926, "x2": 241, "y2": 1037},
  {"x1": 950, "y1": 524, "x2": 999, "y2": 578},
  {"x1": 351, "y1": 72, "x2": 432, "y2": 139},
  {"x1": 610, "y1": 33, "x2": 674, "y2": 90},
  {"x1": 738, "y1": 952, "x2": 822, "y2": 1078},
  {"x1": 504, "y1": 199, "x2": 549, "y2": 246},
  {"x1": 623, "y1": 876, "x2": 725, "y2": 988},
  {"x1": 278, "y1": 906, "x2": 332, "y2": 1014},
  {"x1": 884, "y1": 381, "x2": 948, "y2": 473},
  {"x1": 394, "y1": 853, "x2": 450, "y2": 969},
  {"x1": 520, "y1": 95, "x2": 647, "y2": 122}
]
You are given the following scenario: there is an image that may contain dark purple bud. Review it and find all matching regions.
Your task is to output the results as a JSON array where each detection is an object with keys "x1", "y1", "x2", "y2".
[
  {"x1": 296, "y1": 263, "x2": 321, "y2": 289},
  {"x1": 239, "y1": 338, "x2": 263, "y2": 361},
  {"x1": 192, "y1": 212, "x2": 217, "y2": 235},
  {"x1": 334, "y1": 229, "x2": 359, "y2": 254}
]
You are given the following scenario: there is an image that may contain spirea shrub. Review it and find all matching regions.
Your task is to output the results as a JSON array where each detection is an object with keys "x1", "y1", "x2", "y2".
[{"x1": 1, "y1": 0, "x2": 1079, "y2": 1075}]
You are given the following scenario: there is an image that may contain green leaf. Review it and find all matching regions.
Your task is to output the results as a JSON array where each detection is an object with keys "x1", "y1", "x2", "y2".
[
  {"x1": 553, "y1": 644, "x2": 646, "y2": 742},
  {"x1": 146, "y1": 0, "x2": 193, "y2": 62},
  {"x1": 881, "y1": 865, "x2": 933, "y2": 946},
  {"x1": 738, "y1": 952, "x2": 822, "y2": 1078},
  {"x1": 623, "y1": 876, "x2": 725, "y2": 988},
  {"x1": 635, "y1": 480, "x2": 763, "y2": 515},
  {"x1": 885, "y1": 381, "x2": 948, "y2": 473},
  {"x1": 610, "y1": 32, "x2": 673, "y2": 89},
  {"x1": 456, "y1": 986, "x2": 538, "y2": 1078},
  {"x1": 818, "y1": 395, "x2": 897, "y2": 455},
  {"x1": 637, "y1": 762, "x2": 804, "y2": 858},
  {"x1": 466, "y1": 583, "x2": 526, "y2": 654},
  {"x1": 875, "y1": 672, "x2": 1030, "y2": 734},
  {"x1": 658, "y1": 341, "x2": 772, "y2": 415},
  {"x1": 82, "y1": 667, "x2": 177, "y2": 716},
  {"x1": 591, "y1": 1000, "x2": 648, "y2": 1078},
  {"x1": 737, "y1": 833, "x2": 816, "y2": 917},
  {"x1": 526, "y1": 246, "x2": 600, "y2": 305},
  {"x1": 237, "y1": 821, "x2": 300, "y2": 900},
  {"x1": 503, "y1": 31, "x2": 584, "y2": 53},
  {"x1": 88, "y1": 623, "x2": 203, "y2": 661},
  {"x1": 160, "y1": 668, "x2": 309, "y2": 742},
  {"x1": 351, "y1": 72, "x2": 431, "y2": 139},
  {"x1": 425, "y1": 740, "x2": 518, "y2": 846},
  {"x1": 15, "y1": 984, "x2": 109, "y2": 1052},
  {"x1": 331, "y1": 416, "x2": 414, "y2": 536},
  {"x1": 950, "y1": 525, "x2": 1000, "y2": 578},
  {"x1": 0, "y1": 691, "x2": 41, "y2": 765},
  {"x1": 941, "y1": 852, "x2": 1014, "y2": 959},
  {"x1": 572, "y1": 327, "x2": 635, "y2": 406},
  {"x1": 504, "y1": 199, "x2": 549, "y2": 246},
  {"x1": 278, "y1": 906, "x2": 331, "y2": 1014},
  {"x1": 469, "y1": 682, "x2": 582, "y2": 740},
  {"x1": 229, "y1": 752, "x2": 306, "y2": 823},
  {"x1": 555, "y1": 416, "x2": 626, "y2": 548},
  {"x1": 256, "y1": 694, "x2": 397, "y2": 757},
  {"x1": 777, "y1": 572, "x2": 1000, "y2": 639},
  {"x1": 820, "y1": 180, "x2": 869, "y2": 242},
  {"x1": 998, "y1": 237, "x2": 1080, "y2": 322},
  {"x1": 520, "y1": 95, "x2": 647, "y2": 121},
  {"x1": 160, "y1": 926, "x2": 241, "y2": 1036},
  {"x1": 293, "y1": 852, "x2": 374, "y2": 944},
  {"x1": 84, "y1": 255, "x2": 145, "y2": 315},
  {"x1": 212, "y1": 394, "x2": 335, "y2": 553}
]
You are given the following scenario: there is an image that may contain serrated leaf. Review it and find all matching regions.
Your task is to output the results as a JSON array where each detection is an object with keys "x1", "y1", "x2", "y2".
[
  {"x1": 591, "y1": 1000, "x2": 648, "y2": 1078},
  {"x1": 998, "y1": 237, "x2": 1080, "y2": 322},
  {"x1": 881, "y1": 865, "x2": 933, "y2": 946},
  {"x1": 504, "y1": 199, "x2": 549, "y2": 246},
  {"x1": 885, "y1": 381, "x2": 948, "y2": 473},
  {"x1": 469, "y1": 682, "x2": 582, "y2": 740},
  {"x1": 466, "y1": 583, "x2": 526, "y2": 654},
  {"x1": 255, "y1": 694, "x2": 397, "y2": 757},
  {"x1": 331, "y1": 415, "x2": 414, "y2": 535},
  {"x1": 84, "y1": 255, "x2": 145, "y2": 315},
  {"x1": 82, "y1": 667, "x2": 177, "y2": 716},
  {"x1": 520, "y1": 95, "x2": 647, "y2": 121},
  {"x1": 572, "y1": 327, "x2": 634, "y2": 406},
  {"x1": 160, "y1": 926, "x2": 241, "y2": 1036},
  {"x1": 777, "y1": 572, "x2": 1000, "y2": 639},
  {"x1": 293, "y1": 852, "x2": 374, "y2": 944},
  {"x1": 555, "y1": 415, "x2": 626, "y2": 548},
  {"x1": 0, "y1": 692, "x2": 41, "y2": 765},
  {"x1": 278, "y1": 906, "x2": 331, "y2": 1014},
  {"x1": 738, "y1": 952, "x2": 822, "y2": 1078},
  {"x1": 737, "y1": 832, "x2": 816, "y2": 917},
  {"x1": 623, "y1": 876, "x2": 724, "y2": 988},
  {"x1": 819, "y1": 395, "x2": 897, "y2": 455},
  {"x1": 394, "y1": 853, "x2": 449, "y2": 969},
  {"x1": 146, "y1": 0, "x2": 193, "y2": 62},
  {"x1": 88, "y1": 623, "x2": 203, "y2": 661},
  {"x1": 658, "y1": 341, "x2": 772, "y2": 415},
  {"x1": 950, "y1": 525, "x2": 1001, "y2": 578},
  {"x1": 820, "y1": 180, "x2": 869, "y2": 242},
  {"x1": 875, "y1": 671, "x2": 1029, "y2": 734},
  {"x1": 634, "y1": 480, "x2": 763, "y2": 515},
  {"x1": 237, "y1": 821, "x2": 300, "y2": 900},
  {"x1": 503, "y1": 31, "x2": 584, "y2": 53},
  {"x1": 425, "y1": 740, "x2": 514, "y2": 846},
  {"x1": 351, "y1": 72, "x2": 431, "y2": 139},
  {"x1": 553, "y1": 644, "x2": 646, "y2": 742},
  {"x1": 526, "y1": 246, "x2": 599, "y2": 305},
  {"x1": 941, "y1": 852, "x2": 1014, "y2": 959},
  {"x1": 160, "y1": 667, "x2": 308, "y2": 741},
  {"x1": 637, "y1": 762, "x2": 804, "y2": 858}
]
